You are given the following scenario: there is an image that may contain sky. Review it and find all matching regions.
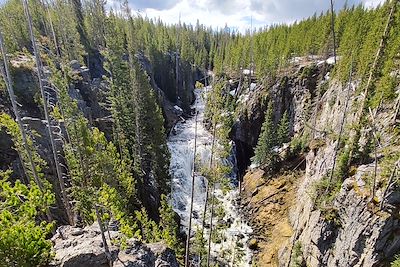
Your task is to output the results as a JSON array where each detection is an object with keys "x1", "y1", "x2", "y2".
[
  {"x1": 0, "y1": 0, "x2": 386, "y2": 33},
  {"x1": 107, "y1": 0, "x2": 386, "y2": 33}
]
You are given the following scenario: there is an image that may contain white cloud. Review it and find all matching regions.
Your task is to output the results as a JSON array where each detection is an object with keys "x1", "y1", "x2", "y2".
[
  {"x1": 0, "y1": 0, "x2": 385, "y2": 33},
  {"x1": 129, "y1": 0, "x2": 386, "y2": 33}
]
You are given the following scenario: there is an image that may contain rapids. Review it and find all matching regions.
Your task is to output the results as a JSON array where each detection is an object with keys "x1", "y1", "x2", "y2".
[{"x1": 168, "y1": 87, "x2": 253, "y2": 266}]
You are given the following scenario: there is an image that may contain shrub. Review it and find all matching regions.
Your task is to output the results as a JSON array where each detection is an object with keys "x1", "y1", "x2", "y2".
[
  {"x1": 195, "y1": 81, "x2": 204, "y2": 88},
  {"x1": 335, "y1": 148, "x2": 350, "y2": 181},
  {"x1": 291, "y1": 241, "x2": 304, "y2": 267},
  {"x1": 391, "y1": 255, "x2": 400, "y2": 267},
  {"x1": 311, "y1": 175, "x2": 342, "y2": 209},
  {"x1": 0, "y1": 171, "x2": 55, "y2": 267}
]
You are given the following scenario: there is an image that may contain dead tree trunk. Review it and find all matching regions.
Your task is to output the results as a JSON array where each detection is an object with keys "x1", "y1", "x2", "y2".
[
  {"x1": 0, "y1": 28, "x2": 41, "y2": 186},
  {"x1": 185, "y1": 111, "x2": 198, "y2": 267},
  {"x1": 347, "y1": 1, "x2": 398, "y2": 168},
  {"x1": 327, "y1": 56, "x2": 354, "y2": 187},
  {"x1": 380, "y1": 160, "x2": 399, "y2": 210},
  {"x1": 0, "y1": 27, "x2": 54, "y2": 222},
  {"x1": 354, "y1": 0, "x2": 397, "y2": 128},
  {"x1": 200, "y1": 120, "x2": 216, "y2": 266},
  {"x1": 202, "y1": 122, "x2": 216, "y2": 230},
  {"x1": 45, "y1": 0, "x2": 60, "y2": 57},
  {"x1": 95, "y1": 205, "x2": 113, "y2": 267},
  {"x1": 206, "y1": 181, "x2": 216, "y2": 267},
  {"x1": 22, "y1": 0, "x2": 73, "y2": 225},
  {"x1": 330, "y1": 0, "x2": 337, "y2": 64}
]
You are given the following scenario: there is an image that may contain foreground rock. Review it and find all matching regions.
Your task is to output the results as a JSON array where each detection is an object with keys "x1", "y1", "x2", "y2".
[{"x1": 50, "y1": 223, "x2": 179, "y2": 267}]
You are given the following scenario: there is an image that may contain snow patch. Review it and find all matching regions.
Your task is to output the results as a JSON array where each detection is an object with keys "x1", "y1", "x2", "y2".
[{"x1": 173, "y1": 105, "x2": 183, "y2": 113}]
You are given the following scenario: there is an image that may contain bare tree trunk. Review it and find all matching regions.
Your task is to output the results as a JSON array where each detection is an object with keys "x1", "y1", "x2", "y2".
[
  {"x1": 372, "y1": 138, "x2": 378, "y2": 201},
  {"x1": 22, "y1": 0, "x2": 73, "y2": 225},
  {"x1": 206, "y1": 181, "x2": 216, "y2": 267},
  {"x1": 185, "y1": 111, "x2": 198, "y2": 267},
  {"x1": 0, "y1": 26, "x2": 53, "y2": 222},
  {"x1": 327, "y1": 56, "x2": 354, "y2": 188},
  {"x1": 249, "y1": 15, "x2": 254, "y2": 84},
  {"x1": 330, "y1": 0, "x2": 337, "y2": 64},
  {"x1": 202, "y1": 122, "x2": 216, "y2": 230},
  {"x1": 353, "y1": 0, "x2": 397, "y2": 129},
  {"x1": 0, "y1": 28, "x2": 39, "y2": 186},
  {"x1": 95, "y1": 205, "x2": 113, "y2": 267},
  {"x1": 199, "y1": 119, "x2": 216, "y2": 266},
  {"x1": 45, "y1": 0, "x2": 60, "y2": 57},
  {"x1": 176, "y1": 52, "x2": 180, "y2": 101},
  {"x1": 380, "y1": 160, "x2": 399, "y2": 210}
]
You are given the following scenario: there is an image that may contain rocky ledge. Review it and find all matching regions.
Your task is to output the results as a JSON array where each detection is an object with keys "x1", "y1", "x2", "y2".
[{"x1": 50, "y1": 223, "x2": 179, "y2": 267}]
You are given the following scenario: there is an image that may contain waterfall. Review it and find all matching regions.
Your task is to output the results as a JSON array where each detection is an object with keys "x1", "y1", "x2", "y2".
[{"x1": 168, "y1": 87, "x2": 253, "y2": 266}]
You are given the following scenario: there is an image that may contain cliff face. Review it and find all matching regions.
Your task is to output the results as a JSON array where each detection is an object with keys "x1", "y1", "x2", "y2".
[
  {"x1": 231, "y1": 63, "x2": 325, "y2": 177},
  {"x1": 236, "y1": 59, "x2": 400, "y2": 266},
  {"x1": 0, "y1": 51, "x2": 198, "y2": 222}
]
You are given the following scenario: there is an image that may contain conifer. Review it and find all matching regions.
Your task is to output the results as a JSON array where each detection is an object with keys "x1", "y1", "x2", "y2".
[{"x1": 252, "y1": 103, "x2": 276, "y2": 168}]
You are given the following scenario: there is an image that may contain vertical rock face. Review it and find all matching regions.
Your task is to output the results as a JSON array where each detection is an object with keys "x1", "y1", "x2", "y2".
[
  {"x1": 0, "y1": 51, "x2": 198, "y2": 222},
  {"x1": 281, "y1": 143, "x2": 400, "y2": 267},
  {"x1": 235, "y1": 60, "x2": 400, "y2": 266},
  {"x1": 231, "y1": 63, "x2": 325, "y2": 177},
  {"x1": 279, "y1": 77, "x2": 400, "y2": 266}
]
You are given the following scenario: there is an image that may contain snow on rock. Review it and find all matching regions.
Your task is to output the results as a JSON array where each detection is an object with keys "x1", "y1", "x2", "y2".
[
  {"x1": 173, "y1": 105, "x2": 183, "y2": 113},
  {"x1": 326, "y1": 56, "x2": 341, "y2": 65}
]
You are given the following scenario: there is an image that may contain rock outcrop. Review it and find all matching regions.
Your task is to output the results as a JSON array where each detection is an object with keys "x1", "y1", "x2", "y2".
[
  {"x1": 0, "y1": 51, "x2": 199, "y2": 222},
  {"x1": 237, "y1": 59, "x2": 400, "y2": 266},
  {"x1": 231, "y1": 62, "x2": 327, "y2": 177},
  {"x1": 50, "y1": 223, "x2": 179, "y2": 267}
]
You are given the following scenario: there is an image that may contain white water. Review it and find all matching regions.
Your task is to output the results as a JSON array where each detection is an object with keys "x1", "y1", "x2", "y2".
[{"x1": 168, "y1": 87, "x2": 253, "y2": 266}]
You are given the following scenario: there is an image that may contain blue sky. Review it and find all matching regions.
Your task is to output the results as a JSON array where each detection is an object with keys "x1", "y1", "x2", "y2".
[{"x1": 0, "y1": 0, "x2": 386, "y2": 32}]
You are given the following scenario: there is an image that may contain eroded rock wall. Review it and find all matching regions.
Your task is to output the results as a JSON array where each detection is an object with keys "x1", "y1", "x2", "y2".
[{"x1": 237, "y1": 61, "x2": 400, "y2": 266}]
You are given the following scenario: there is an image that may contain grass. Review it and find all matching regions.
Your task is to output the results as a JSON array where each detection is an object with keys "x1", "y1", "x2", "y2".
[{"x1": 310, "y1": 174, "x2": 343, "y2": 226}]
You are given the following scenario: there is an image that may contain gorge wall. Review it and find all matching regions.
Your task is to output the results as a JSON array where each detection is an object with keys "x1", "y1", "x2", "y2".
[
  {"x1": 0, "y1": 50, "x2": 199, "y2": 223},
  {"x1": 233, "y1": 58, "x2": 400, "y2": 266}
]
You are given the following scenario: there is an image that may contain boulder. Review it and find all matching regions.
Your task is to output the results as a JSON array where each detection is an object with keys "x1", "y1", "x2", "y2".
[{"x1": 50, "y1": 223, "x2": 179, "y2": 267}]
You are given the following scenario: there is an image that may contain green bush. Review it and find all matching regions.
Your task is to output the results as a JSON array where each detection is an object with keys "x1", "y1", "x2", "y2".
[
  {"x1": 391, "y1": 255, "x2": 400, "y2": 267},
  {"x1": 335, "y1": 148, "x2": 350, "y2": 181},
  {"x1": 310, "y1": 175, "x2": 343, "y2": 227},
  {"x1": 288, "y1": 133, "x2": 309, "y2": 158},
  {"x1": 291, "y1": 241, "x2": 304, "y2": 267},
  {"x1": 311, "y1": 175, "x2": 342, "y2": 209},
  {"x1": 0, "y1": 171, "x2": 55, "y2": 267},
  {"x1": 195, "y1": 81, "x2": 204, "y2": 88}
]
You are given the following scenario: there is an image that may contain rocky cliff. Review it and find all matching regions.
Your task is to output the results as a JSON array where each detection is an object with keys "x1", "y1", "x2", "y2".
[
  {"x1": 0, "y1": 51, "x2": 199, "y2": 223},
  {"x1": 235, "y1": 58, "x2": 400, "y2": 266}
]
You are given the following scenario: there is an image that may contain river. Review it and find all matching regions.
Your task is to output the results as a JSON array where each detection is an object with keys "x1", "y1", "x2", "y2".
[{"x1": 168, "y1": 87, "x2": 253, "y2": 266}]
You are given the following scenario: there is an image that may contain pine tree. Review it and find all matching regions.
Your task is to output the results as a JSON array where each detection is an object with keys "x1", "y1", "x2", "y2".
[
  {"x1": 22, "y1": 0, "x2": 73, "y2": 224},
  {"x1": 0, "y1": 28, "x2": 42, "y2": 188},
  {"x1": 277, "y1": 111, "x2": 290, "y2": 146},
  {"x1": 252, "y1": 103, "x2": 276, "y2": 168},
  {"x1": 159, "y1": 195, "x2": 184, "y2": 261},
  {"x1": 83, "y1": 0, "x2": 106, "y2": 48}
]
